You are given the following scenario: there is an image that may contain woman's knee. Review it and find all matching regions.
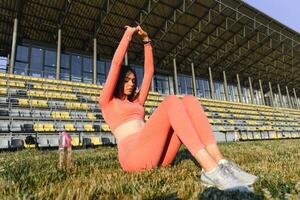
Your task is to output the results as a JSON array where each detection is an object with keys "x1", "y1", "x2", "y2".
[
  {"x1": 163, "y1": 95, "x2": 180, "y2": 103},
  {"x1": 182, "y1": 95, "x2": 201, "y2": 105}
]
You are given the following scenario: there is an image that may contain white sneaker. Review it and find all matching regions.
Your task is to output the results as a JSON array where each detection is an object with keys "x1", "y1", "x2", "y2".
[
  {"x1": 222, "y1": 161, "x2": 258, "y2": 185},
  {"x1": 201, "y1": 164, "x2": 252, "y2": 192}
]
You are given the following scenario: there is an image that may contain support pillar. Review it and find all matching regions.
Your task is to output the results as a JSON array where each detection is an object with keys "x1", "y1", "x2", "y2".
[
  {"x1": 10, "y1": 18, "x2": 18, "y2": 74},
  {"x1": 269, "y1": 82, "x2": 274, "y2": 107},
  {"x1": 56, "y1": 28, "x2": 62, "y2": 80},
  {"x1": 191, "y1": 62, "x2": 197, "y2": 96},
  {"x1": 173, "y1": 58, "x2": 178, "y2": 95},
  {"x1": 223, "y1": 71, "x2": 229, "y2": 101},
  {"x1": 259, "y1": 79, "x2": 265, "y2": 105},
  {"x1": 293, "y1": 88, "x2": 299, "y2": 109},
  {"x1": 277, "y1": 84, "x2": 283, "y2": 107},
  {"x1": 248, "y1": 76, "x2": 254, "y2": 104},
  {"x1": 285, "y1": 86, "x2": 292, "y2": 108},
  {"x1": 208, "y1": 67, "x2": 214, "y2": 99},
  {"x1": 93, "y1": 38, "x2": 97, "y2": 84},
  {"x1": 236, "y1": 74, "x2": 243, "y2": 103}
]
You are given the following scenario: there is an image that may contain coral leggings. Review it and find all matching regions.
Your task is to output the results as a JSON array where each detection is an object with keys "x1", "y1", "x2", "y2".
[{"x1": 118, "y1": 95, "x2": 216, "y2": 172}]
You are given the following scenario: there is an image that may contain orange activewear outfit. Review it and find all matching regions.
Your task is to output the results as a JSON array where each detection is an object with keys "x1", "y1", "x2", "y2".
[{"x1": 99, "y1": 29, "x2": 216, "y2": 172}]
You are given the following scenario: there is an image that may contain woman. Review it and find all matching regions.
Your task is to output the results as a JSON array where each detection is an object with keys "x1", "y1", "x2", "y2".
[{"x1": 99, "y1": 25, "x2": 258, "y2": 191}]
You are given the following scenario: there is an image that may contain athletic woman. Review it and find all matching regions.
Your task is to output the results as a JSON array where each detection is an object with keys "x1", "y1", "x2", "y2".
[{"x1": 99, "y1": 25, "x2": 258, "y2": 191}]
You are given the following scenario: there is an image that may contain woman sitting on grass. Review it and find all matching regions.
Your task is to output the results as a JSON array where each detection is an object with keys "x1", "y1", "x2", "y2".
[{"x1": 99, "y1": 25, "x2": 258, "y2": 191}]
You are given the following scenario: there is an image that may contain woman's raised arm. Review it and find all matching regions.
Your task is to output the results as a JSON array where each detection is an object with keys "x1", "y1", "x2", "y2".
[
  {"x1": 99, "y1": 26, "x2": 136, "y2": 107},
  {"x1": 136, "y1": 26, "x2": 154, "y2": 105}
]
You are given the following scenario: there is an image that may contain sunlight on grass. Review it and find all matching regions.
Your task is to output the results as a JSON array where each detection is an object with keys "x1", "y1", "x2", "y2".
[{"x1": 0, "y1": 140, "x2": 299, "y2": 199}]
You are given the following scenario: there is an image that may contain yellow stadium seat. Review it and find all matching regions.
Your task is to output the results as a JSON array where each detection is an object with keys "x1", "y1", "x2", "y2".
[
  {"x1": 0, "y1": 87, "x2": 6, "y2": 94},
  {"x1": 101, "y1": 123, "x2": 110, "y2": 132},
  {"x1": 24, "y1": 144, "x2": 36, "y2": 148},
  {"x1": 39, "y1": 100, "x2": 48, "y2": 107},
  {"x1": 84, "y1": 124, "x2": 95, "y2": 132},
  {"x1": 34, "y1": 124, "x2": 44, "y2": 132},
  {"x1": 65, "y1": 124, "x2": 75, "y2": 131},
  {"x1": 80, "y1": 103, "x2": 89, "y2": 110},
  {"x1": 19, "y1": 99, "x2": 29, "y2": 106},
  {"x1": 0, "y1": 80, "x2": 6, "y2": 86},
  {"x1": 30, "y1": 100, "x2": 40, "y2": 107},
  {"x1": 61, "y1": 112, "x2": 70, "y2": 119},
  {"x1": 71, "y1": 137, "x2": 80, "y2": 146},
  {"x1": 91, "y1": 137, "x2": 101, "y2": 146},
  {"x1": 51, "y1": 112, "x2": 61, "y2": 119},
  {"x1": 90, "y1": 96, "x2": 98, "y2": 102},
  {"x1": 87, "y1": 113, "x2": 96, "y2": 120},
  {"x1": 44, "y1": 123, "x2": 55, "y2": 132},
  {"x1": 269, "y1": 132, "x2": 278, "y2": 139}
]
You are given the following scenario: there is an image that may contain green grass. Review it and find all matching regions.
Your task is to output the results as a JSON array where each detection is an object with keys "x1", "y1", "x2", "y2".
[{"x1": 0, "y1": 140, "x2": 299, "y2": 199}]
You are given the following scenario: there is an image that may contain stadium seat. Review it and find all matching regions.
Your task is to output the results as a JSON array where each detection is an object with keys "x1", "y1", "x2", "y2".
[
  {"x1": 0, "y1": 138, "x2": 10, "y2": 149},
  {"x1": 61, "y1": 112, "x2": 70, "y2": 119},
  {"x1": 0, "y1": 109, "x2": 9, "y2": 116},
  {"x1": 22, "y1": 123, "x2": 34, "y2": 132},
  {"x1": 65, "y1": 124, "x2": 75, "y2": 131},
  {"x1": 87, "y1": 112, "x2": 96, "y2": 120},
  {"x1": 51, "y1": 111, "x2": 61, "y2": 119},
  {"x1": 0, "y1": 122, "x2": 9, "y2": 132},
  {"x1": 71, "y1": 137, "x2": 80, "y2": 146},
  {"x1": 82, "y1": 137, "x2": 92, "y2": 147},
  {"x1": 55, "y1": 123, "x2": 65, "y2": 132},
  {"x1": 75, "y1": 123, "x2": 85, "y2": 131},
  {"x1": 91, "y1": 137, "x2": 101, "y2": 146},
  {"x1": 20, "y1": 110, "x2": 31, "y2": 117},
  {"x1": 84, "y1": 124, "x2": 95, "y2": 132},
  {"x1": 10, "y1": 139, "x2": 24, "y2": 150},
  {"x1": 40, "y1": 110, "x2": 51, "y2": 118},
  {"x1": 34, "y1": 124, "x2": 44, "y2": 132},
  {"x1": 37, "y1": 138, "x2": 49, "y2": 148},
  {"x1": 10, "y1": 123, "x2": 22, "y2": 132},
  {"x1": 10, "y1": 109, "x2": 20, "y2": 117},
  {"x1": 44, "y1": 123, "x2": 55, "y2": 132},
  {"x1": 32, "y1": 110, "x2": 41, "y2": 118},
  {"x1": 49, "y1": 137, "x2": 59, "y2": 147},
  {"x1": 0, "y1": 88, "x2": 7, "y2": 95},
  {"x1": 101, "y1": 123, "x2": 110, "y2": 132}
]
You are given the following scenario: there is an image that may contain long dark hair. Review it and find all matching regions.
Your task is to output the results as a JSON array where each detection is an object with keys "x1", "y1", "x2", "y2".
[{"x1": 113, "y1": 65, "x2": 139, "y2": 102}]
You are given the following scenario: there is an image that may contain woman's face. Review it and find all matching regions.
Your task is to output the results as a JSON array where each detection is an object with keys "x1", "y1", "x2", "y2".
[{"x1": 123, "y1": 71, "x2": 136, "y2": 97}]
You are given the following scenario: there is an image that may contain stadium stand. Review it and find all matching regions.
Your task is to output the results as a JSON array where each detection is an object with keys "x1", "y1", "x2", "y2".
[
  {"x1": 0, "y1": 0, "x2": 300, "y2": 151},
  {"x1": 1, "y1": 72, "x2": 299, "y2": 150},
  {"x1": 0, "y1": 73, "x2": 112, "y2": 150}
]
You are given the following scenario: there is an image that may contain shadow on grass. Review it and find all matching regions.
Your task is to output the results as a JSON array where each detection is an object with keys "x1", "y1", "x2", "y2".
[
  {"x1": 153, "y1": 192, "x2": 180, "y2": 200},
  {"x1": 199, "y1": 187, "x2": 263, "y2": 200},
  {"x1": 173, "y1": 149, "x2": 200, "y2": 167}
]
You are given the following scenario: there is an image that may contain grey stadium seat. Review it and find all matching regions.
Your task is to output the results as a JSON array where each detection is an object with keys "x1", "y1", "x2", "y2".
[
  {"x1": 10, "y1": 109, "x2": 20, "y2": 117},
  {"x1": 20, "y1": 109, "x2": 31, "y2": 117},
  {"x1": 75, "y1": 123, "x2": 85, "y2": 131},
  {"x1": 40, "y1": 110, "x2": 51, "y2": 118},
  {"x1": 55, "y1": 123, "x2": 64, "y2": 132},
  {"x1": 48, "y1": 101, "x2": 57, "y2": 108},
  {"x1": 37, "y1": 138, "x2": 49, "y2": 148},
  {"x1": 49, "y1": 137, "x2": 59, "y2": 147},
  {"x1": 0, "y1": 122, "x2": 9, "y2": 132},
  {"x1": 0, "y1": 138, "x2": 10, "y2": 149},
  {"x1": 10, "y1": 123, "x2": 22, "y2": 132},
  {"x1": 32, "y1": 110, "x2": 41, "y2": 118}
]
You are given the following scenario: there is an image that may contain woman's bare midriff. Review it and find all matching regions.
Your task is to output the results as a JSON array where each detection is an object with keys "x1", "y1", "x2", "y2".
[{"x1": 114, "y1": 119, "x2": 145, "y2": 143}]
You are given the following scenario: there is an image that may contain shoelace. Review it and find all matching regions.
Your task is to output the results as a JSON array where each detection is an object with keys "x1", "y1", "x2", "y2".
[
  {"x1": 219, "y1": 164, "x2": 235, "y2": 180},
  {"x1": 227, "y1": 161, "x2": 243, "y2": 173}
]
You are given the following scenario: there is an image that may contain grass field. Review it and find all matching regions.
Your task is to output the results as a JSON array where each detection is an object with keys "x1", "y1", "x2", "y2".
[{"x1": 0, "y1": 139, "x2": 299, "y2": 200}]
